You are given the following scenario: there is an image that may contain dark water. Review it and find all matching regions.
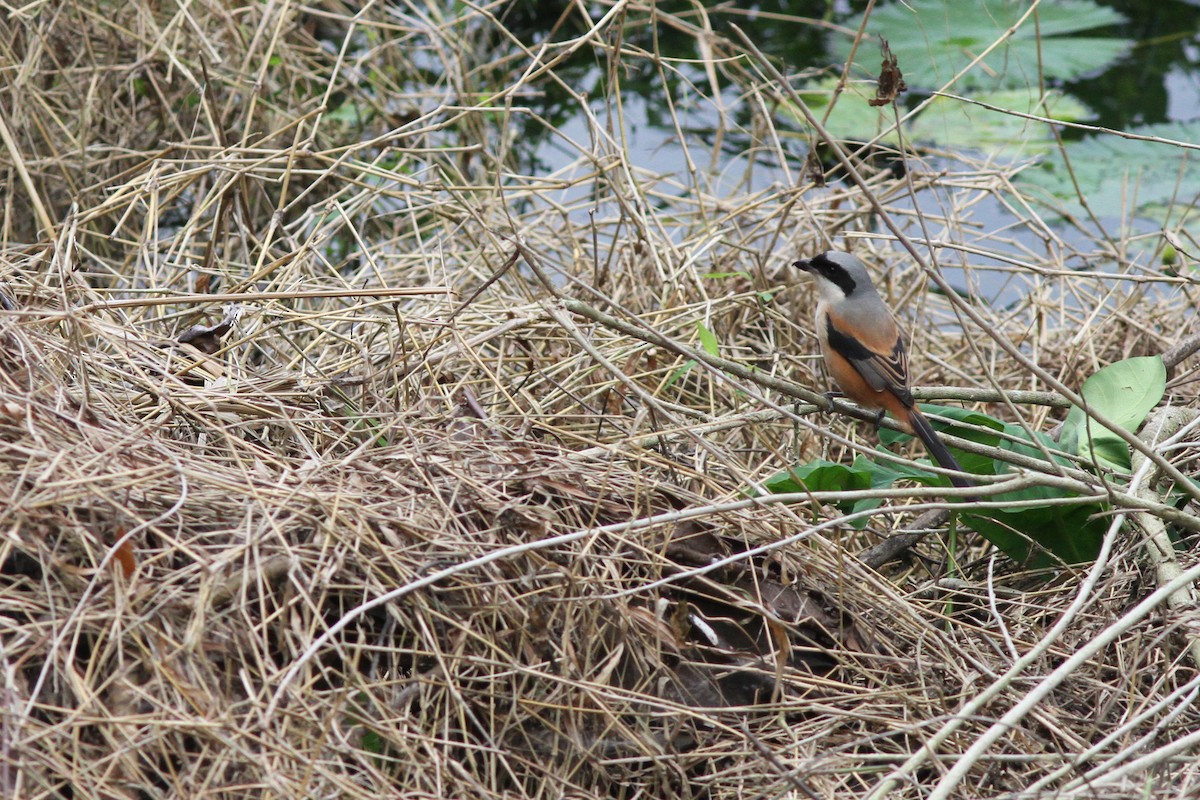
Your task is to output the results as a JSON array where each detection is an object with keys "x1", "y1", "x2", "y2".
[
  {"x1": 500, "y1": 0, "x2": 1198, "y2": 176},
  {"x1": 482, "y1": 0, "x2": 1199, "y2": 306}
]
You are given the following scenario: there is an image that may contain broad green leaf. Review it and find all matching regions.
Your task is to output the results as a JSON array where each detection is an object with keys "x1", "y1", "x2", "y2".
[
  {"x1": 885, "y1": 412, "x2": 1108, "y2": 565},
  {"x1": 1061, "y1": 356, "x2": 1166, "y2": 472},
  {"x1": 907, "y1": 89, "x2": 1091, "y2": 157},
  {"x1": 764, "y1": 457, "x2": 900, "y2": 529},
  {"x1": 994, "y1": 424, "x2": 1075, "y2": 499},
  {"x1": 787, "y1": 80, "x2": 1090, "y2": 159},
  {"x1": 846, "y1": 454, "x2": 918, "y2": 522},
  {"x1": 850, "y1": 453, "x2": 910, "y2": 488},
  {"x1": 879, "y1": 404, "x2": 1003, "y2": 479},
  {"x1": 965, "y1": 503, "x2": 1105, "y2": 568},
  {"x1": 765, "y1": 407, "x2": 1115, "y2": 564},
  {"x1": 1018, "y1": 122, "x2": 1200, "y2": 219},
  {"x1": 834, "y1": 0, "x2": 1131, "y2": 92},
  {"x1": 969, "y1": 422, "x2": 1107, "y2": 566},
  {"x1": 764, "y1": 459, "x2": 873, "y2": 495},
  {"x1": 696, "y1": 322, "x2": 720, "y2": 357},
  {"x1": 782, "y1": 77, "x2": 896, "y2": 143},
  {"x1": 878, "y1": 404, "x2": 1005, "y2": 444}
]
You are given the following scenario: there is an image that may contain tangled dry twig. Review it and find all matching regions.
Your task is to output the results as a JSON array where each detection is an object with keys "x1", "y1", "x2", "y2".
[{"x1": 2, "y1": 3, "x2": 1199, "y2": 799}]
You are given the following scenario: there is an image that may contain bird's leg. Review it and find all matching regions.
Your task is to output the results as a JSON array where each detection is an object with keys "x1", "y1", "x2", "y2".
[
  {"x1": 871, "y1": 408, "x2": 886, "y2": 429},
  {"x1": 821, "y1": 390, "x2": 843, "y2": 412}
]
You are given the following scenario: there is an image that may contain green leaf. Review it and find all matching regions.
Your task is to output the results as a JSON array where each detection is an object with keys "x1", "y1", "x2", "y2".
[
  {"x1": 764, "y1": 406, "x2": 1117, "y2": 565},
  {"x1": 835, "y1": 0, "x2": 1131, "y2": 91},
  {"x1": 764, "y1": 459, "x2": 873, "y2": 495},
  {"x1": 783, "y1": 77, "x2": 896, "y2": 143},
  {"x1": 702, "y1": 271, "x2": 751, "y2": 280},
  {"x1": 763, "y1": 458, "x2": 899, "y2": 529},
  {"x1": 1061, "y1": 356, "x2": 1166, "y2": 472},
  {"x1": 1018, "y1": 121, "x2": 1200, "y2": 219},
  {"x1": 696, "y1": 322, "x2": 720, "y2": 357},
  {"x1": 964, "y1": 503, "x2": 1106, "y2": 568},
  {"x1": 662, "y1": 359, "x2": 696, "y2": 390},
  {"x1": 881, "y1": 410, "x2": 1110, "y2": 565},
  {"x1": 878, "y1": 404, "x2": 1004, "y2": 480},
  {"x1": 906, "y1": 89, "x2": 1092, "y2": 157},
  {"x1": 879, "y1": 405, "x2": 1004, "y2": 442},
  {"x1": 969, "y1": 422, "x2": 1107, "y2": 566},
  {"x1": 994, "y1": 424, "x2": 1074, "y2": 499}
]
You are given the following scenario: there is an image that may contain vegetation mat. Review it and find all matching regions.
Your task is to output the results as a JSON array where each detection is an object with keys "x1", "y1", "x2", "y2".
[{"x1": 2, "y1": 2, "x2": 1199, "y2": 798}]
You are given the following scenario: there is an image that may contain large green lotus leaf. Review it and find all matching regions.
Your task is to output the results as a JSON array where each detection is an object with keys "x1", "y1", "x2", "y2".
[
  {"x1": 786, "y1": 81, "x2": 1090, "y2": 158},
  {"x1": 783, "y1": 77, "x2": 897, "y2": 143},
  {"x1": 907, "y1": 89, "x2": 1091, "y2": 156},
  {"x1": 1018, "y1": 122, "x2": 1200, "y2": 219},
  {"x1": 834, "y1": 0, "x2": 1131, "y2": 91}
]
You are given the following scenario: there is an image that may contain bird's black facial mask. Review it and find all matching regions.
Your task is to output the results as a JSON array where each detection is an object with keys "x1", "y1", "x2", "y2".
[{"x1": 809, "y1": 254, "x2": 858, "y2": 296}]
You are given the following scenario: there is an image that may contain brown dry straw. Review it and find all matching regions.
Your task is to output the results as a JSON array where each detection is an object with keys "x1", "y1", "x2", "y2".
[{"x1": 1, "y1": 2, "x2": 1199, "y2": 799}]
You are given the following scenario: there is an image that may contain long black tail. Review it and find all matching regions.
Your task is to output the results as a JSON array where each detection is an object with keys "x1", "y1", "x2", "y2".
[{"x1": 907, "y1": 407, "x2": 974, "y2": 490}]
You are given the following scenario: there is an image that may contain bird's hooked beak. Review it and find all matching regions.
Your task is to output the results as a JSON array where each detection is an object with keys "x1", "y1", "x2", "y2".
[{"x1": 793, "y1": 258, "x2": 814, "y2": 274}]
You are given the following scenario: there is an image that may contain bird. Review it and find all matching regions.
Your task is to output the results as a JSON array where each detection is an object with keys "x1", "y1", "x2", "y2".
[{"x1": 793, "y1": 250, "x2": 973, "y2": 490}]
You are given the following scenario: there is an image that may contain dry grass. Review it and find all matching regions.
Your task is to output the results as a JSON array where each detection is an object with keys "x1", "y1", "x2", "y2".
[{"x1": 2, "y1": 2, "x2": 1199, "y2": 798}]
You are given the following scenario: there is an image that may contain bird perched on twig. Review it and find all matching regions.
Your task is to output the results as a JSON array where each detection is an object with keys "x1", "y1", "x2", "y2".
[{"x1": 794, "y1": 250, "x2": 973, "y2": 490}]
